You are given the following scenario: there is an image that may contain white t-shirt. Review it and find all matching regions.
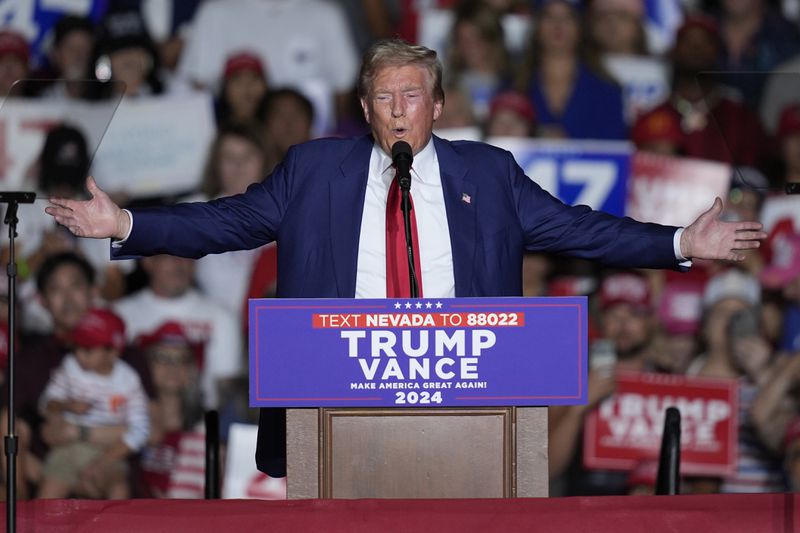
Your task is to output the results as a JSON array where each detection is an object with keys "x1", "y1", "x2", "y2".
[
  {"x1": 40, "y1": 355, "x2": 150, "y2": 452},
  {"x1": 113, "y1": 288, "x2": 243, "y2": 409},
  {"x1": 195, "y1": 245, "x2": 266, "y2": 320},
  {"x1": 177, "y1": 0, "x2": 358, "y2": 132}
]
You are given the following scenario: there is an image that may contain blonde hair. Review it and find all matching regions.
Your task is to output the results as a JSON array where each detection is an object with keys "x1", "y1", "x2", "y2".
[{"x1": 358, "y1": 39, "x2": 444, "y2": 102}]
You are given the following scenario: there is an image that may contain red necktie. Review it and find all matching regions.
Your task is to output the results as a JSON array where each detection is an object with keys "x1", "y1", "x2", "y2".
[{"x1": 386, "y1": 173, "x2": 423, "y2": 298}]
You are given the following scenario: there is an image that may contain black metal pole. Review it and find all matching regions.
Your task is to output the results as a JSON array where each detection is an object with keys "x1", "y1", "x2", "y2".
[
  {"x1": 205, "y1": 410, "x2": 220, "y2": 499},
  {"x1": 655, "y1": 406, "x2": 681, "y2": 495},
  {"x1": 5, "y1": 201, "x2": 19, "y2": 533},
  {"x1": 400, "y1": 189, "x2": 419, "y2": 298}
]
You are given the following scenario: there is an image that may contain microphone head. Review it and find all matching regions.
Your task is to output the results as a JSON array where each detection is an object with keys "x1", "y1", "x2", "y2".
[{"x1": 391, "y1": 141, "x2": 413, "y2": 164}]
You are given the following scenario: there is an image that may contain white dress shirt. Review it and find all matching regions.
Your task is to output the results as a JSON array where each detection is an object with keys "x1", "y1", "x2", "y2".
[{"x1": 355, "y1": 139, "x2": 456, "y2": 299}]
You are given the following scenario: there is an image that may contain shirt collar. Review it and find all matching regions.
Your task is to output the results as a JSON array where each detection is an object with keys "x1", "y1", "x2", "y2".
[{"x1": 374, "y1": 136, "x2": 436, "y2": 185}]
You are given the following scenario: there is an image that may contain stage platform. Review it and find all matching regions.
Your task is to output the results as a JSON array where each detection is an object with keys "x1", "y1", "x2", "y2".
[{"x1": 2, "y1": 493, "x2": 796, "y2": 532}]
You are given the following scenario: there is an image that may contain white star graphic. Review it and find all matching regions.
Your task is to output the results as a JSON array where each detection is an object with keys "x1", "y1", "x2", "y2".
[
  {"x1": 425, "y1": 302, "x2": 433, "y2": 309},
  {"x1": 415, "y1": 302, "x2": 423, "y2": 309},
  {"x1": 435, "y1": 302, "x2": 443, "y2": 309},
  {"x1": 394, "y1": 302, "x2": 401, "y2": 309},
  {"x1": 405, "y1": 302, "x2": 412, "y2": 309}
]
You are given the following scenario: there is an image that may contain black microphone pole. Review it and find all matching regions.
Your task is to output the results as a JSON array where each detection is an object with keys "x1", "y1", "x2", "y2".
[
  {"x1": 400, "y1": 188, "x2": 419, "y2": 298},
  {"x1": 392, "y1": 141, "x2": 419, "y2": 298},
  {"x1": 1, "y1": 191, "x2": 36, "y2": 533}
]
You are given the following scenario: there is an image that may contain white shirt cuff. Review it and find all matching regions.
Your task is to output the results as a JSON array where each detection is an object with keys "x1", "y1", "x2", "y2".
[
  {"x1": 111, "y1": 209, "x2": 133, "y2": 248},
  {"x1": 674, "y1": 228, "x2": 692, "y2": 269}
]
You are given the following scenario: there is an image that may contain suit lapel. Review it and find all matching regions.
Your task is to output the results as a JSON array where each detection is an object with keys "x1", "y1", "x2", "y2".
[
  {"x1": 434, "y1": 136, "x2": 476, "y2": 296},
  {"x1": 330, "y1": 136, "x2": 373, "y2": 297}
]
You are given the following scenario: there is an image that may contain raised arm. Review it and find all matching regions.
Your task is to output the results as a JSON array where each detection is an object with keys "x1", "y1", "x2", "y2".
[
  {"x1": 680, "y1": 197, "x2": 767, "y2": 262},
  {"x1": 46, "y1": 176, "x2": 131, "y2": 240}
]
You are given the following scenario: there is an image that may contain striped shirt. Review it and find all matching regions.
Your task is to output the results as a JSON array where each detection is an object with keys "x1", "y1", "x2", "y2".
[{"x1": 39, "y1": 355, "x2": 150, "y2": 451}]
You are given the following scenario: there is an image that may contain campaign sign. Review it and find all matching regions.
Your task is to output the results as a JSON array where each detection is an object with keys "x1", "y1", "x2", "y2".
[
  {"x1": 583, "y1": 371, "x2": 738, "y2": 477},
  {"x1": 249, "y1": 297, "x2": 587, "y2": 408},
  {"x1": 627, "y1": 152, "x2": 731, "y2": 227},
  {"x1": 487, "y1": 137, "x2": 632, "y2": 216}
]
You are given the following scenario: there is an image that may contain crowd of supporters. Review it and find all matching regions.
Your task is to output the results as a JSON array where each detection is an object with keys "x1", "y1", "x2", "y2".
[{"x1": 0, "y1": 0, "x2": 798, "y2": 499}]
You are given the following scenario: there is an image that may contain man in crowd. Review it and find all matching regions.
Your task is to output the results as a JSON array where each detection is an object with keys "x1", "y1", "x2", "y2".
[
  {"x1": 113, "y1": 254, "x2": 242, "y2": 411},
  {"x1": 2, "y1": 252, "x2": 152, "y2": 494},
  {"x1": 46, "y1": 39, "x2": 766, "y2": 478}
]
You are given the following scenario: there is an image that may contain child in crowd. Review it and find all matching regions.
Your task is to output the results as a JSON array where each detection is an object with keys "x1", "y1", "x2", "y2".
[{"x1": 37, "y1": 309, "x2": 150, "y2": 499}]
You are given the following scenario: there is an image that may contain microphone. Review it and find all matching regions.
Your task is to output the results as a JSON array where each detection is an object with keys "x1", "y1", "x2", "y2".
[{"x1": 392, "y1": 141, "x2": 413, "y2": 192}]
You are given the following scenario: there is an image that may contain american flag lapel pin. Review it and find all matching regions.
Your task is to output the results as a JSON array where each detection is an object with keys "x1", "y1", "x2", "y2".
[{"x1": 461, "y1": 192, "x2": 471, "y2": 204}]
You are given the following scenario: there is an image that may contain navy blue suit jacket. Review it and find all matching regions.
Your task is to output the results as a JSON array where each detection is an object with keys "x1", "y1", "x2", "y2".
[
  {"x1": 114, "y1": 134, "x2": 681, "y2": 295},
  {"x1": 115, "y1": 134, "x2": 682, "y2": 476}
]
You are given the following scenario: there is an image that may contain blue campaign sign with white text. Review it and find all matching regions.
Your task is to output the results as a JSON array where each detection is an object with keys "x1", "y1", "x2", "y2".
[{"x1": 487, "y1": 137, "x2": 633, "y2": 217}]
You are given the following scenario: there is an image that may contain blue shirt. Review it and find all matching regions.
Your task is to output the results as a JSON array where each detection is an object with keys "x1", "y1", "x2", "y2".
[{"x1": 528, "y1": 63, "x2": 627, "y2": 140}]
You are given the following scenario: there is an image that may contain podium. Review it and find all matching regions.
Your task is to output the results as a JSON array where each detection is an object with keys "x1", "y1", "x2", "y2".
[
  {"x1": 286, "y1": 406, "x2": 548, "y2": 498},
  {"x1": 249, "y1": 297, "x2": 587, "y2": 500}
]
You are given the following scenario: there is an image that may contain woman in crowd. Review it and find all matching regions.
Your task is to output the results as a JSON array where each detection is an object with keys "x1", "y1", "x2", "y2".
[
  {"x1": 194, "y1": 123, "x2": 269, "y2": 320},
  {"x1": 515, "y1": 0, "x2": 626, "y2": 139},
  {"x1": 215, "y1": 52, "x2": 269, "y2": 127},
  {"x1": 445, "y1": 2, "x2": 512, "y2": 123},
  {"x1": 584, "y1": 0, "x2": 669, "y2": 122}
]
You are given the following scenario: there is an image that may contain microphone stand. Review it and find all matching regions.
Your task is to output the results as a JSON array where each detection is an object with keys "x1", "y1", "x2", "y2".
[
  {"x1": 400, "y1": 187, "x2": 419, "y2": 298},
  {"x1": 2, "y1": 192, "x2": 35, "y2": 533}
]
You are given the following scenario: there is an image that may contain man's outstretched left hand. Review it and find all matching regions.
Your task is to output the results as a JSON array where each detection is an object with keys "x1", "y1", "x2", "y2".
[{"x1": 680, "y1": 197, "x2": 767, "y2": 262}]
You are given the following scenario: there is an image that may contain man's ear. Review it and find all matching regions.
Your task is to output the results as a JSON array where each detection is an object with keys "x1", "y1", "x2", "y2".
[
  {"x1": 360, "y1": 98, "x2": 371, "y2": 124},
  {"x1": 433, "y1": 98, "x2": 443, "y2": 122}
]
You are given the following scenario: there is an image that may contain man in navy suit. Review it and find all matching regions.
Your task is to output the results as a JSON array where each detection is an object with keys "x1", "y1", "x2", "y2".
[{"x1": 48, "y1": 40, "x2": 766, "y2": 477}]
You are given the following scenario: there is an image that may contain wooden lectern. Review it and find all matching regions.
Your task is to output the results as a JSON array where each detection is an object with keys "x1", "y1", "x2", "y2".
[{"x1": 286, "y1": 406, "x2": 548, "y2": 499}]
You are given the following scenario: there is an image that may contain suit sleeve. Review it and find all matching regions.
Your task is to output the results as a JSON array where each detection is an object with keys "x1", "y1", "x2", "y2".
[
  {"x1": 507, "y1": 154, "x2": 681, "y2": 270},
  {"x1": 112, "y1": 146, "x2": 299, "y2": 260}
]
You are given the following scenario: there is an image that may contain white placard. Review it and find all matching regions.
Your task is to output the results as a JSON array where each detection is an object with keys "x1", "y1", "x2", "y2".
[
  {"x1": 222, "y1": 423, "x2": 286, "y2": 500},
  {"x1": 91, "y1": 93, "x2": 216, "y2": 196}
]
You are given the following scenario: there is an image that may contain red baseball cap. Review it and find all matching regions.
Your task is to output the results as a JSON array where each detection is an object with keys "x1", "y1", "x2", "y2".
[
  {"x1": 70, "y1": 308, "x2": 126, "y2": 351},
  {"x1": 488, "y1": 91, "x2": 536, "y2": 126},
  {"x1": 631, "y1": 108, "x2": 684, "y2": 148},
  {"x1": 137, "y1": 321, "x2": 192, "y2": 349},
  {"x1": 137, "y1": 321, "x2": 205, "y2": 369},
  {"x1": 760, "y1": 231, "x2": 800, "y2": 289},
  {"x1": 0, "y1": 30, "x2": 29, "y2": 64},
  {"x1": 223, "y1": 52, "x2": 266, "y2": 80},
  {"x1": 599, "y1": 272, "x2": 650, "y2": 311},
  {"x1": 778, "y1": 103, "x2": 800, "y2": 140}
]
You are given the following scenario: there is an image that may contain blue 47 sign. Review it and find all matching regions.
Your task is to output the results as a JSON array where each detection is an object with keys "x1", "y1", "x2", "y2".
[{"x1": 487, "y1": 137, "x2": 633, "y2": 216}]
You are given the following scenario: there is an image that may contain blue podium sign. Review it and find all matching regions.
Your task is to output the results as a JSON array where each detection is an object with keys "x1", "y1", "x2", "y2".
[{"x1": 249, "y1": 297, "x2": 587, "y2": 407}]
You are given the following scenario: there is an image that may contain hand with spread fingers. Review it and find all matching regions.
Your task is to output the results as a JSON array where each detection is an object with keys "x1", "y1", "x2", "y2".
[
  {"x1": 45, "y1": 176, "x2": 130, "y2": 241},
  {"x1": 680, "y1": 197, "x2": 768, "y2": 262}
]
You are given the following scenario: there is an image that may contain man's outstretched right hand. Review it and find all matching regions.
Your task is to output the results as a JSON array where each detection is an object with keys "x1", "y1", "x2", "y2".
[{"x1": 45, "y1": 176, "x2": 130, "y2": 241}]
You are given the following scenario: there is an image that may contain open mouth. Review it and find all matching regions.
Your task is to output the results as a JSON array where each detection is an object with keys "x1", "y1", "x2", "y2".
[{"x1": 392, "y1": 128, "x2": 408, "y2": 136}]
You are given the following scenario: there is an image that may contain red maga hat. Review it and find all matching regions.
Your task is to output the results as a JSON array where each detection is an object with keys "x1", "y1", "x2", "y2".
[
  {"x1": 223, "y1": 52, "x2": 266, "y2": 80},
  {"x1": 599, "y1": 272, "x2": 651, "y2": 311},
  {"x1": 70, "y1": 308, "x2": 126, "y2": 351},
  {"x1": 0, "y1": 30, "x2": 29, "y2": 64}
]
